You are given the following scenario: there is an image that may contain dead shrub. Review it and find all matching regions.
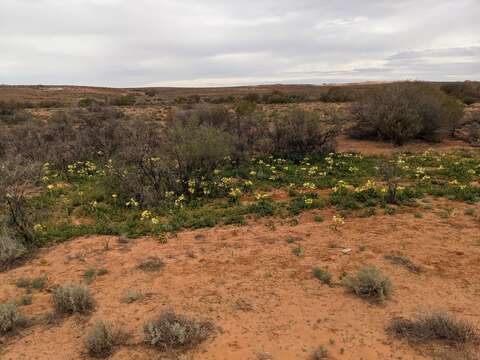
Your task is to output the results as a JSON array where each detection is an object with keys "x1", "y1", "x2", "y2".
[
  {"x1": 84, "y1": 320, "x2": 128, "y2": 358},
  {"x1": 349, "y1": 82, "x2": 464, "y2": 145},
  {"x1": 0, "y1": 160, "x2": 40, "y2": 245},
  {"x1": 143, "y1": 309, "x2": 214, "y2": 352},
  {"x1": 388, "y1": 311, "x2": 477, "y2": 344},
  {"x1": 0, "y1": 302, "x2": 27, "y2": 334},
  {"x1": 384, "y1": 254, "x2": 421, "y2": 273},
  {"x1": 52, "y1": 284, "x2": 94, "y2": 315},
  {"x1": 342, "y1": 266, "x2": 392, "y2": 302}
]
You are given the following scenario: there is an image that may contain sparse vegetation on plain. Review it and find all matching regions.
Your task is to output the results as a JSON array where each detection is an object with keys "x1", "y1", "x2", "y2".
[{"x1": 0, "y1": 82, "x2": 480, "y2": 359}]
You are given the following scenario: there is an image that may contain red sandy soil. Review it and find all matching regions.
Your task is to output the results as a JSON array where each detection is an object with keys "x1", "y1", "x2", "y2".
[
  {"x1": 1, "y1": 199, "x2": 479, "y2": 360},
  {"x1": 336, "y1": 135, "x2": 473, "y2": 156}
]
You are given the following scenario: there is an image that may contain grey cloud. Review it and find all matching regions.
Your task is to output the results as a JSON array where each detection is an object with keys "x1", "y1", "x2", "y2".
[{"x1": 0, "y1": 0, "x2": 479, "y2": 86}]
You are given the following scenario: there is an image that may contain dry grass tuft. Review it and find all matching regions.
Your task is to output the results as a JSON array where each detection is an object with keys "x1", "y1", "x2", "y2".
[
  {"x1": 343, "y1": 266, "x2": 392, "y2": 302},
  {"x1": 0, "y1": 302, "x2": 27, "y2": 334},
  {"x1": 84, "y1": 320, "x2": 129, "y2": 358},
  {"x1": 0, "y1": 235, "x2": 26, "y2": 271},
  {"x1": 52, "y1": 284, "x2": 94, "y2": 315},
  {"x1": 143, "y1": 309, "x2": 214, "y2": 352},
  {"x1": 384, "y1": 254, "x2": 421, "y2": 273},
  {"x1": 137, "y1": 256, "x2": 165, "y2": 272},
  {"x1": 388, "y1": 311, "x2": 477, "y2": 344}
]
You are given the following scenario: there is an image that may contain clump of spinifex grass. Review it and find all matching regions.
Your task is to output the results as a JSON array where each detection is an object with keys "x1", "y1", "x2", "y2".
[{"x1": 342, "y1": 266, "x2": 392, "y2": 302}]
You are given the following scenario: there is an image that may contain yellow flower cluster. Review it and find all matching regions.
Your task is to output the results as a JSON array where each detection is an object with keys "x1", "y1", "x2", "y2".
[
  {"x1": 303, "y1": 182, "x2": 316, "y2": 190},
  {"x1": 229, "y1": 188, "x2": 242, "y2": 198},
  {"x1": 126, "y1": 198, "x2": 139, "y2": 207},
  {"x1": 140, "y1": 210, "x2": 161, "y2": 225},
  {"x1": 332, "y1": 180, "x2": 348, "y2": 193},
  {"x1": 254, "y1": 192, "x2": 269, "y2": 200}
]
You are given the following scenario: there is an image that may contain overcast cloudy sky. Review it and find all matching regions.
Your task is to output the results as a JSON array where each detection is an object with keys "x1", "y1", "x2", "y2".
[{"x1": 0, "y1": 0, "x2": 479, "y2": 87}]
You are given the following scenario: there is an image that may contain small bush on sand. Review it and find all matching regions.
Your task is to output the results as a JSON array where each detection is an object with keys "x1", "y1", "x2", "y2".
[
  {"x1": 350, "y1": 82, "x2": 464, "y2": 145},
  {"x1": 312, "y1": 268, "x2": 332, "y2": 285},
  {"x1": 311, "y1": 346, "x2": 329, "y2": 359},
  {"x1": 388, "y1": 311, "x2": 477, "y2": 344},
  {"x1": 143, "y1": 309, "x2": 214, "y2": 352},
  {"x1": 52, "y1": 284, "x2": 94, "y2": 315},
  {"x1": 137, "y1": 256, "x2": 165, "y2": 272},
  {"x1": 0, "y1": 234, "x2": 27, "y2": 271},
  {"x1": 342, "y1": 266, "x2": 392, "y2": 302},
  {"x1": 121, "y1": 290, "x2": 145, "y2": 304},
  {"x1": 0, "y1": 302, "x2": 27, "y2": 334},
  {"x1": 84, "y1": 320, "x2": 128, "y2": 358}
]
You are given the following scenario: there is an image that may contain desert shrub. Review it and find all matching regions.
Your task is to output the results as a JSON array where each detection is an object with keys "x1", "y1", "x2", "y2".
[
  {"x1": 0, "y1": 100, "x2": 17, "y2": 116},
  {"x1": 242, "y1": 93, "x2": 260, "y2": 103},
  {"x1": 16, "y1": 276, "x2": 46, "y2": 290},
  {"x1": 1, "y1": 112, "x2": 77, "y2": 167},
  {"x1": 137, "y1": 256, "x2": 165, "y2": 272},
  {"x1": 78, "y1": 98, "x2": 96, "y2": 107},
  {"x1": 388, "y1": 311, "x2": 477, "y2": 344},
  {"x1": 143, "y1": 309, "x2": 214, "y2": 352},
  {"x1": 112, "y1": 120, "x2": 173, "y2": 205},
  {"x1": 350, "y1": 82, "x2": 464, "y2": 145},
  {"x1": 1, "y1": 106, "x2": 128, "y2": 169},
  {"x1": 84, "y1": 320, "x2": 128, "y2": 358},
  {"x1": 0, "y1": 302, "x2": 27, "y2": 334},
  {"x1": 165, "y1": 116, "x2": 233, "y2": 193},
  {"x1": 52, "y1": 284, "x2": 94, "y2": 315},
  {"x1": 121, "y1": 290, "x2": 145, "y2": 304},
  {"x1": 461, "y1": 112, "x2": 480, "y2": 146},
  {"x1": 0, "y1": 161, "x2": 40, "y2": 244},
  {"x1": 262, "y1": 90, "x2": 289, "y2": 104},
  {"x1": 312, "y1": 268, "x2": 332, "y2": 285},
  {"x1": 144, "y1": 88, "x2": 159, "y2": 97},
  {"x1": 180, "y1": 103, "x2": 270, "y2": 161},
  {"x1": 343, "y1": 266, "x2": 392, "y2": 302},
  {"x1": 441, "y1": 82, "x2": 480, "y2": 105},
  {"x1": 115, "y1": 109, "x2": 235, "y2": 205},
  {"x1": 271, "y1": 109, "x2": 338, "y2": 162},
  {"x1": 320, "y1": 87, "x2": 355, "y2": 102},
  {"x1": 466, "y1": 122, "x2": 480, "y2": 146},
  {"x1": 111, "y1": 94, "x2": 136, "y2": 106},
  {"x1": 310, "y1": 346, "x2": 329, "y2": 359},
  {"x1": 0, "y1": 234, "x2": 27, "y2": 271}
]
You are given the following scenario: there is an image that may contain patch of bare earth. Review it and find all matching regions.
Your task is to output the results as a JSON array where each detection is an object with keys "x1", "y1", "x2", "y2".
[
  {"x1": 1, "y1": 201, "x2": 479, "y2": 359},
  {"x1": 337, "y1": 135, "x2": 473, "y2": 156}
]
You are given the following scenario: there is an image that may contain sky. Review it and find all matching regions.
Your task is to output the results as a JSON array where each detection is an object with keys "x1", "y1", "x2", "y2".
[{"x1": 0, "y1": 0, "x2": 479, "y2": 87}]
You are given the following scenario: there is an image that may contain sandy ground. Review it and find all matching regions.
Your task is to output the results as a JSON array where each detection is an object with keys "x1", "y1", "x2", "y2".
[
  {"x1": 336, "y1": 135, "x2": 473, "y2": 156},
  {"x1": 1, "y1": 199, "x2": 479, "y2": 360}
]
